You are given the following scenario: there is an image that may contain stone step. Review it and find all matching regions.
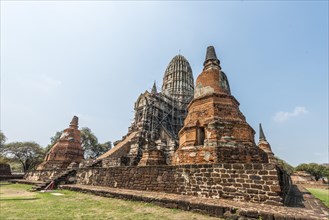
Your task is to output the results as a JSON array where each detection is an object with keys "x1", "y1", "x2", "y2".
[{"x1": 28, "y1": 169, "x2": 77, "y2": 191}]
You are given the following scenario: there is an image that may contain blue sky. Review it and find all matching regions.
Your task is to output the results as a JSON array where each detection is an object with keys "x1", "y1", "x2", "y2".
[{"x1": 1, "y1": 1, "x2": 328, "y2": 166}]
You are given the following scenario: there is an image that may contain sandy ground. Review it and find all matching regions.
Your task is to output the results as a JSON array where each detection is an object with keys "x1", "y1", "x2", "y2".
[
  {"x1": 0, "y1": 186, "x2": 36, "y2": 198},
  {"x1": 301, "y1": 183, "x2": 329, "y2": 189}
]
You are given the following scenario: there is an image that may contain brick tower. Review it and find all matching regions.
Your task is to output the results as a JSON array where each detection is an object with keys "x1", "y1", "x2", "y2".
[
  {"x1": 37, "y1": 116, "x2": 84, "y2": 170},
  {"x1": 173, "y1": 46, "x2": 268, "y2": 165}
]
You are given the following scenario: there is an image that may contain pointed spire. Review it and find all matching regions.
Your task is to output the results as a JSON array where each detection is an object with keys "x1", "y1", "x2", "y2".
[
  {"x1": 203, "y1": 46, "x2": 221, "y2": 69},
  {"x1": 259, "y1": 123, "x2": 266, "y2": 141},
  {"x1": 205, "y1": 46, "x2": 217, "y2": 61},
  {"x1": 70, "y1": 116, "x2": 79, "y2": 129},
  {"x1": 151, "y1": 81, "x2": 157, "y2": 94}
]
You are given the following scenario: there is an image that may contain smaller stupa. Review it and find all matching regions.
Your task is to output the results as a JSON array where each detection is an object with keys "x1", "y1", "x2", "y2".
[{"x1": 37, "y1": 116, "x2": 84, "y2": 170}]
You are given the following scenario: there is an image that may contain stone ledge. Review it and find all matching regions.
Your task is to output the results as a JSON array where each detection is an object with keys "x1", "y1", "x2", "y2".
[
  {"x1": 0, "y1": 175, "x2": 24, "y2": 181},
  {"x1": 8, "y1": 179, "x2": 44, "y2": 185},
  {"x1": 60, "y1": 184, "x2": 328, "y2": 220}
]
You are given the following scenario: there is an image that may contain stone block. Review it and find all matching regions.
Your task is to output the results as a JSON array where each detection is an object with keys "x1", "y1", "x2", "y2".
[
  {"x1": 259, "y1": 211, "x2": 274, "y2": 220},
  {"x1": 232, "y1": 164, "x2": 244, "y2": 169},
  {"x1": 250, "y1": 175, "x2": 261, "y2": 181},
  {"x1": 262, "y1": 175, "x2": 278, "y2": 181}
]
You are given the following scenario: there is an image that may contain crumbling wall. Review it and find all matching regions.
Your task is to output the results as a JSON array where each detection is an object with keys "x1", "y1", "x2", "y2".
[
  {"x1": 24, "y1": 169, "x2": 67, "y2": 182},
  {"x1": 76, "y1": 163, "x2": 287, "y2": 206}
]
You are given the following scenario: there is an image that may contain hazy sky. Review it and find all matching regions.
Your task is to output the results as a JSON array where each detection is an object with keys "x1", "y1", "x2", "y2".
[{"x1": 1, "y1": 1, "x2": 328, "y2": 166}]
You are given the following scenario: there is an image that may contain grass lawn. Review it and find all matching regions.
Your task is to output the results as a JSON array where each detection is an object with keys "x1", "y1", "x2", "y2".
[
  {"x1": 0, "y1": 182, "x2": 220, "y2": 220},
  {"x1": 307, "y1": 187, "x2": 329, "y2": 208}
]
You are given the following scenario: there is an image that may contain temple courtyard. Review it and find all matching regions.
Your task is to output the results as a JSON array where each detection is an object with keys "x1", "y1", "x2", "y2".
[
  {"x1": 0, "y1": 182, "x2": 218, "y2": 220},
  {"x1": 1, "y1": 181, "x2": 328, "y2": 220}
]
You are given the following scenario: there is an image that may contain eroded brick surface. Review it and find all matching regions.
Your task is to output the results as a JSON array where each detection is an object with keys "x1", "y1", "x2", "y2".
[
  {"x1": 76, "y1": 163, "x2": 285, "y2": 205},
  {"x1": 173, "y1": 47, "x2": 268, "y2": 165},
  {"x1": 36, "y1": 116, "x2": 84, "y2": 170}
]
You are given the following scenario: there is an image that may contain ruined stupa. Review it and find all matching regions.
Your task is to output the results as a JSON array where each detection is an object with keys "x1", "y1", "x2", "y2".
[
  {"x1": 37, "y1": 116, "x2": 84, "y2": 170},
  {"x1": 173, "y1": 46, "x2": 268, "y2": 165}
]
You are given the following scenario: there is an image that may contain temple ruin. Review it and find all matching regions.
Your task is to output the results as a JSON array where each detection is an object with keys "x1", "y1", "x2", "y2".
[
  {"x1": 98, "y1": 54, "x2": 194, "y2": 166},
  {"x1": 37, "y1": 116, "x2": 84, "y2": 170},
  {"x1": 24, "y1": 46, "x2": 292, "y2": 209},
  {"x1": 173, "y1": 46, "x2": 269, "y2": 165}
]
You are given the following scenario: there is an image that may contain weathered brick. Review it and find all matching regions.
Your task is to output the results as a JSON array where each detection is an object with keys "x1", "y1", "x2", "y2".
[{"x1": 250, "y1": 175, "x2": 261, "y2": 180}]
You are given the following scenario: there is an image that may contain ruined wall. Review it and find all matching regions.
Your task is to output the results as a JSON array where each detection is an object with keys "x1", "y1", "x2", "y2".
[
  {"x1": 76, "y1": 163, "x2": 286, "y2": 206},
  {"x1": 24, "y1": 169, "x2": 67, "y2": 182},
  {"x1": 173, "y1": 145, "x2": 268, "y2": 165}
]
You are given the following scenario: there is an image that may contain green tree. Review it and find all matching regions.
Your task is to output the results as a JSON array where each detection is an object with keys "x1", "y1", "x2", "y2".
[
  {"x1": 80, "y1": 127, "x2": 112, "y2": 158},
  {"x1": 0, "y1": 130, "x2": 6, "y2": 147},
  {"x1": 295, "y1": 163, "x2": 329, "y2": 181},
  {"x1": 44, "y1": 130, "x2": 63, "y2": 153},
  {"x1": 94, "y1": 141, "x2": 112, "y2": 158},
  {"x1": 0, "y1": 131, "x2": 10, "y2": 164},
  {"x1": 1, "y1": 142, "x2": 44, "y2": 172},
  {"x1": 275, "y1": 157, "x2": 294, "y2": 174}
]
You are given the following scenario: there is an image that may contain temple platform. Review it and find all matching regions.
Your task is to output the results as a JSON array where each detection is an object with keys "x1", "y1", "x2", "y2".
[{"x1": 60, "y1": 184, "x2": 328, "y2": 220}]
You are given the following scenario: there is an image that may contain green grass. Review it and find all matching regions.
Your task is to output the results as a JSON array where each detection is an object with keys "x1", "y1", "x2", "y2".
[
  {"x1": 0, "y1": 182, "x2": 219, "y2": 220},
  {"x1": 307, "y1": 188, "x2": 329, "y2": 208}
]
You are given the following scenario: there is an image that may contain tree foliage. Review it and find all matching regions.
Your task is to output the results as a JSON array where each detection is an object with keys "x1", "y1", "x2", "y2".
[
  {"x1": 80, "y1": 127, "x2": 112, "y2": 158},
  {"x1": 0, "y1": 131, "x2": 9, "y2": 164},
  {"x1": 1, "y1": 142, "x2": 44, "y2": 172},
  {"x1": 0, "y1": 130, "x2": 6, "y2": 147},
  {"x1": 295, "y1": 163, "x2": 329, "y2": 181},
  {"x1": 275, "y1": 157, "x2": 294, "y2": 175},
  {"x1": 44, "y1": 130, "x2": 63, "y2": 153}
]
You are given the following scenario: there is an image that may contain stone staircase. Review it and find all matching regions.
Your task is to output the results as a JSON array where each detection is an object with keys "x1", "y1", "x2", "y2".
[
  {"x1": 97, "y1": 131, "x2": 138, "y2": 160},
  {"x1": 30, "y1": 168, "x2": 77, "y2": 191}
]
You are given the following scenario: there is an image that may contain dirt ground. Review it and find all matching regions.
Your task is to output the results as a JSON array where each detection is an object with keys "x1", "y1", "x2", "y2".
[
  {"x1": 300, "y1": 183, "x2": 329, "y2": 189},
  {"x1": 0, "y1": 183, "x2": 36, "y2": 198}
]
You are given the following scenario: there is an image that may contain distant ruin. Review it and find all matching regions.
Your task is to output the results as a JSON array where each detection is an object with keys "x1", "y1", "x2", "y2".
[{"x1": 37, "y1": 116, "x2": 84, "y2": 170}]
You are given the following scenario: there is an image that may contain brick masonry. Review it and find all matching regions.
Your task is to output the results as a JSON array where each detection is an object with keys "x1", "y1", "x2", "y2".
[
  {"x1": 25, "y1": 169, "x2": 67, "y2": 182},
  {"x1": 76, "y1": 163, "x2": 288, "y2": 206},
  {"x1": 37, "y1": 116, "x2": 84, "y2": 170}
]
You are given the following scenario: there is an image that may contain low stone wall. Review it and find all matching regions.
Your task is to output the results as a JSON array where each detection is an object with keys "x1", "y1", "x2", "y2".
[
  {"x1": 76, "y1": 163, "x2": 288, "y2": 206},
  {"x1": 24, "y1": 169, "x2": 67, "y2": 182},
  {"x1": 0, "y1": 174, "x2": 24, "y2": 181}
]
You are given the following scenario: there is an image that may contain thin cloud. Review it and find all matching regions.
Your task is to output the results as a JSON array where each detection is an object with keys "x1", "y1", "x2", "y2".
[{"x1": 273, "y1": 106, "x2": 308, "y2": 123}]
